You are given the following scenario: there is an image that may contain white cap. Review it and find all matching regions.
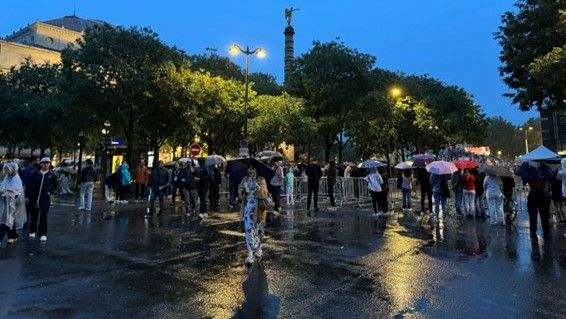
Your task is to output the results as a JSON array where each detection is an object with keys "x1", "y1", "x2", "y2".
[{"x1": 40, "y1": 157, "x2": 50, "y2": 163}]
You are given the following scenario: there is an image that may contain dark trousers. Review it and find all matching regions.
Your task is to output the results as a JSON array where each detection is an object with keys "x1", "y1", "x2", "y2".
[
  {"x1": 379, "y1": 189, "x2": 389, "y2": 213},
  {"x1": 134, "y1": 182, "x2": 146, "y2": 200},
  {"x1": 29, "y1": 201, "x2": 50, "y2": 236},
  {"x1": 270, "y1": 185, "x2": 281, "y2": 211},
  {"x1": 229, "y1": 182, "x2": 238, "y2": 206},
  {"x1": 420, "y1": 187, "x2": 433, "y2": 212},
  {"x1": 370, "y1": 190, "x2": 381, "y2": 213},
  {"x1": 171, "y1": 183, "x2": 180, "y2": 203},
  {"x1": 148, "y1": 188, "x2": 165, "y2": 214},
  {"x1": 118, "y1": 184, "x2": 129, "y2": 201},
  {"x1": 199, "y1": 190, "x2": 208, "y2": 214},
  {"x1": 0, "y1": 224, "x2": 18, "y2": 242},
  {"x1": 307, "y1": 182, "x2": 319, "y2": 210},
  {"x1": 527, "y1": 189, "x2": 551, "y2": 235},
  {"x1": 209, "y1": 184, "x2": 220, "y2": 210},
  {"x1": 328, "y1": 181, "x2": 336, "y2": 206}
]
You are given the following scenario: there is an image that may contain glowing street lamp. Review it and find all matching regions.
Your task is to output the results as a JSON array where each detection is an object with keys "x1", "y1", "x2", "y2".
[
  {"x1": 229, "y1": 44, "x2": 266, "y2": 140},
  {"x1": 390, "y1": 86, "x2": 403, "y2": 99},
  {"x1": 519, "y1": 126, "x2": 534, "y2": 154}
]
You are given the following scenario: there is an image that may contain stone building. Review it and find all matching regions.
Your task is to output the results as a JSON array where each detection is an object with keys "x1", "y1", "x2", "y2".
[{"x1": 0, "y1": 15, "x2": 106, "y2": 72}]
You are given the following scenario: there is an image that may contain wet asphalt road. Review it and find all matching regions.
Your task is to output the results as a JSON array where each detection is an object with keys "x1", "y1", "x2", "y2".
[{"x1": 0, "y1": 192, "x2": 565, "y2": 319}]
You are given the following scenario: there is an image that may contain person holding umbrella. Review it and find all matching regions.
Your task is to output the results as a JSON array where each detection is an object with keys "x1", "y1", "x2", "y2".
[
  {"x1": 401, "y1": 169, "x2": 414, "y2": 210},
  {"x1": 461, "y1": 169, "x2": 477, "y2": 218},
  {"x1": 427, "y1": 161, "x2": 457, "y2": 223},
  {"x1": 305, "y1": 160, "x2": 322, "y2": 212},
  {"x1": 364, "y1": 167, "x2": 384, "y2": 216},
  {"x1": 416, "y1": 168, "x2": 433, "y2": 214},
  {"x1": 521, "y1": 162, "x2": 552, "y2": 236}
]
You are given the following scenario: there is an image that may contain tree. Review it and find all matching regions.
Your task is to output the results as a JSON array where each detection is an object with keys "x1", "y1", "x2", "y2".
[
  {"x1": 483, "y1": 117, "x2": 524, "y2": 158},
  {"x1": 249, "y1": 72, "x2": 282, "y2": 96},
  {"x1": 248, "y1": 93, "x2": 315, "y2": 152},
  {"x1": 61, "y1": 25, "x2": 188, "y2": 163},
  {"x1": 187, "y1": 71, "x2": 248, "y2": 156},
  {"x1": 496, "y1": 0, "x2": 566, "y2": 111},
  {"x1": 287, "y1": 41, "x2": 376, "y2": 163},
  {"x1": 188, "y1": 51, "x2": 244, "y2": 81}
]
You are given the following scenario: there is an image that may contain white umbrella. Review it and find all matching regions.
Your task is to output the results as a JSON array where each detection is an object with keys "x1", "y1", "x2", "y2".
[
  {"x1": 205, "y1": 155, "x2": 226, "y2": 166},
  {"x1": 394, "y1": 162, "x2": 412, "y2": 170},
  {"x1": 426, "y1": 160, "x2": 458, "y2": 175},
  {"x1": 359, "y1": 160, "x2": 387, "y2": 169}
]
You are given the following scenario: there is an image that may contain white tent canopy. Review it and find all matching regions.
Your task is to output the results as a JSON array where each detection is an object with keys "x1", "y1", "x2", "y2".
[{"x1": 520, "y1": 145, "x2": 560, "y2": 161}]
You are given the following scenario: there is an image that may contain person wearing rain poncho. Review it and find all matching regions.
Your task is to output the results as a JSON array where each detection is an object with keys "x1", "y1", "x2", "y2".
[
  {"x1": 484, "y1": 173, "x2": 505, "y2": 225},
  {"x1": 239, "y1": 166, "x2": 270, "y2": 266},
  {"x1": 556, "y1": 158, "x2": 566, "y2": 223},
  {"x1": 0, "y1": 162, "x2": 27, "y2": 244}
]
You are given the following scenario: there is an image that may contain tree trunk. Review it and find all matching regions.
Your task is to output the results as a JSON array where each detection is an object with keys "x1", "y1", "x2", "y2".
[{"x1": 40, "y1": 146, "x2": 46, "y2": 157}]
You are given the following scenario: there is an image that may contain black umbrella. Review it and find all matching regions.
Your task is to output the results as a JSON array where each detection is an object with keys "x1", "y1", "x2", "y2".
[
  {"x1": 226, "y1": 158, "x2": 276, "y2": 186},
  {"x1": 517, "y1": 161, "x2": 555, "y2": 180}
]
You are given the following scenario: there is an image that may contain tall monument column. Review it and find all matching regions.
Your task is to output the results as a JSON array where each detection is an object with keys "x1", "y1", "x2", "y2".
[{"x1": 284, "y1": 7, "x2": 299, "y2": 83}]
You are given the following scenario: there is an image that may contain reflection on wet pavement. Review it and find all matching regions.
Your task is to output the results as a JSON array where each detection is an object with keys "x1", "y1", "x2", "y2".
[{"x1": 0, "y1": 197, "x2": 564, "y2": 318}]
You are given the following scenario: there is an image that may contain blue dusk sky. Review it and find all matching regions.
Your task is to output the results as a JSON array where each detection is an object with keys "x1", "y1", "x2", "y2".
[{"x1": 1, "y1": 0, "x2": 538, "y2": 124}]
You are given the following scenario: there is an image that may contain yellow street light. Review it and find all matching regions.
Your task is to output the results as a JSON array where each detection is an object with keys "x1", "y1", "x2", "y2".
[{"x1": 390, "y1": 86, "x2": 403, "y2": 98}]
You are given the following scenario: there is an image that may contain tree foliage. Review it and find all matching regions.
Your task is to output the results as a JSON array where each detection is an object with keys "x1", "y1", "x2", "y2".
[{"x1": 496, "y1": 0, "x2": 566, "y2": 111}]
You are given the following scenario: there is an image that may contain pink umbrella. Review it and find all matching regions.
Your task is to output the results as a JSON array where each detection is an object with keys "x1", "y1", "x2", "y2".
[{"x1": 394, "y1": 162, "x2": 412, "y2": 170}]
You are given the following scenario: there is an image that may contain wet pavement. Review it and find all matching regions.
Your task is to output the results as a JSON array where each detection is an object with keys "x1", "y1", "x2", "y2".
[{"x1": 0, "y1": 192, "x2": 565, "y2": 319}]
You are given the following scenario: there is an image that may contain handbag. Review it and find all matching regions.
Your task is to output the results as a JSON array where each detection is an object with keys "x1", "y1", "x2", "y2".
[{"x1": 257, "y1": 195, "x2": 274, "y2": 210}]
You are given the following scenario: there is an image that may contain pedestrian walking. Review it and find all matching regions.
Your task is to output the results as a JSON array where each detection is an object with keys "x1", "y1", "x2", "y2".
[
  {"x1": 555, "y1": 158, "x2": 566, "y2": 223},
  {"x1": 474, "y1": 170, "x2": 486, "y2": 219},
  {"x1": 461, "y1": 169, "x2": 476, "y2": 218},
  {"x1": 417, "y1": 168, "x2": 433, "y2": 213},
  {"x1": 208, "y1": 165, "x2": 221, "y2": 211},
  {"x1": 146, "y1": 161, "x2": 170, "y2": 217},
  {"x1": 285, "y1": 167, "x2": 295, "y2": 205},
  {"x1": 484, "y1": 173, "x2": 505, "y2": 225},
  {"x1": 19, "y1": 157, "x2": 37, "y2": 229},
  {"x1": 430, "y1": 173, "x2": 449, "y2": 223},
  {"x1": 452, "y1": 170, "x2": 464, "y2": 216},
  {"x1": 196, "y1": 159, "x2": 209, "y2": 218},
  {"x1": 525, "y1": 176, "x2": 551, "y2": 236},
  {"x1": 305, "y1": 161, "x2": 322, "y2": 212},
  {"x1": 401, "y1": 169, "x2": 414, "y2": 210},
  {"x1": 170, "y1": 162, "x2": 181, "y2": 205},
  {"x1": 269, "y1": 160, "x2": 284, "y2": 213},
  {"x1": 134, "y1": 159, "x2": 149, "y2": 201},
  {"x1": 58, "y1": 172, "x2": 73, "y2": 195},
  {"x1": 0, "y1": 162, "x2": 26, "y2": 244},
  {"x1": 327, "y1": 161, "x2": 337, "y2": 208},
  {"x1": 187, "y1": 161, "x2": 198, "y2": 213},
  {"x1": 379, "y1": 167, "x2": 390, "y2": 214},
  {"x1": 239, "y1": 166, "x2": 268, "y2": 266},
  {"x1": 178, "y1": 161, "x2": 193, "y2": 216},
  {"x1": 365, "y1": 167, "x2": 384, "y2": 216},
  {"x1": 104, "y1": 171, "x2": 116, "y2": 203},
  {"x1": 78, "y1": 159, "x2": 95, "y2": 211},
  {"x1": 117, "y1": 162, "x2": 131, "y2": 204},
  {"x1": 25, "y1": 157, "x2": 58, "y2": 242}
]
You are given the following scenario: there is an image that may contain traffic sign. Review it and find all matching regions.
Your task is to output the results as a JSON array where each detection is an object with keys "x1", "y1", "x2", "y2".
[
  {"x1": 239, "y1": 147, "x2": 249, "y2": 157},
  {"x1": 190, "y1": 143, "x2": 201, "y2": 156},
  {"x1": 240, "y1": 139, "x2": 248, "y2": 148}
]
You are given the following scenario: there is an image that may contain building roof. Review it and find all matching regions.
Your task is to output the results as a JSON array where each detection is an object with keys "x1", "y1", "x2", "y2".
[{"x1": 42, "y1": 15, "x2": 107, "y2": 32}]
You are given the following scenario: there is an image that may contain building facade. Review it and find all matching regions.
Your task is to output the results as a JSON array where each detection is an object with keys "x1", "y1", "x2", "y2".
[
  {"x1": 540, "y1": 109, "x2": 566, "y2": 155},
  {"x1": 0, "y1": 15, "x2": 105, "y2": 72}
]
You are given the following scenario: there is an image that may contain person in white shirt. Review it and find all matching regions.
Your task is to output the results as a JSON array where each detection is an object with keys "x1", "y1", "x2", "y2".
[{"x1": 364, "y1": 168, "x2": 383, "y2": 216}]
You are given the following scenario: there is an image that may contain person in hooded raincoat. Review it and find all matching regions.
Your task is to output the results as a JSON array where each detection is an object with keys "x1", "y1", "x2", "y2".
[{"x1": 0, "y1": 162, "x2": 26, "y2": 244}]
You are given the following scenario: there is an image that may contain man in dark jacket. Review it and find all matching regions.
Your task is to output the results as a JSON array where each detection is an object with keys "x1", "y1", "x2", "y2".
[
  {"x1": 20, "y1": 157, "x2": 38, "y2": 228},
  {"x1": 146, "y1": 161, "x2": 170, "y2": 216},
  {"x1": 327, "y1": 161, "x2": 337, "y2": 207},
  {"x1": 170, "y1": 162, "x2": 181, "y2": 205},
  {"x1": 306, "y1": 161, "x2": 322, "y2": 212},
  {"x1": 25, "y1": 157, "x2": 58, "y2": 242},
  {"x1": 417, "y1": 168, "x2": 432, "y2": 213},
  {"x1": 208, "y1": 165, "x2": 221, "y2": 211},
  {"x1": 196, "y1": 159, "x2": 209, "y2": 218}
]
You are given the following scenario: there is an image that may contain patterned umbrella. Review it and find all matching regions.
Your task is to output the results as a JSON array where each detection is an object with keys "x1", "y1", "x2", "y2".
[
  {"x1": 358, "y1": 160, "x2": 387, "y2": 169},
  {"x1": 426, "y1": 160, "x2": 458, "y2": 175}
]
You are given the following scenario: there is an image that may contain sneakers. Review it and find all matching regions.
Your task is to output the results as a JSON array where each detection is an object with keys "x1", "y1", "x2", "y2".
[
  {"x1": 245, "y1": 251, "x2": 254, "y2": 266},
  {"x1": 78, "y1": 206, "x2": 85, "y2": 210},
  {"x1": 198, "y1": 213, "x2": 204, "y2": 219},
  {"x1": 40, "y1": 235, "x2": 47, "y2": 242},
  {"x1": 7, "y1": 238, "x2": 17, "y2": 244},
  {"x1": 85, "y1": 208, "x2": 91, "y2": 212},
  {"x1": 29, "y1": 233, "x2": 36, "y2": 239},
  {"x1": 254, "y1": 247, "x2": 263, "y2": 258}
]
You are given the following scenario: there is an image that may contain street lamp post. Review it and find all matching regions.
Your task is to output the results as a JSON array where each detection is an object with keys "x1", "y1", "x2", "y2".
[
  {"x1": 229, "y1": 44, "x2": 266, "y2": 141},
  {"x1": 519, "y1": 126, "x2": 534, "y2": 154}
]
